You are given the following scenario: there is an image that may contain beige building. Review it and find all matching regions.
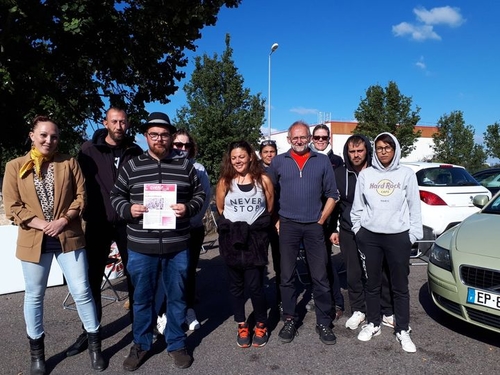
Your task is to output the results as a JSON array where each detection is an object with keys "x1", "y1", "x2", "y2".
[{"x1": 269, "y1": 120, "x2": 437, "y2": 162}]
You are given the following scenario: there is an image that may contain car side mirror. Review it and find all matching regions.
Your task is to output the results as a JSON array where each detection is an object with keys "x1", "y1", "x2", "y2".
[{"x1": 473, "y1": 194, "x2": 490, "y2": 208}]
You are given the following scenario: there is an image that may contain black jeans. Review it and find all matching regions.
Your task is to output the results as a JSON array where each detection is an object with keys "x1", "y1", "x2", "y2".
[
  {"x1": 85, "y1": 221, "x2": 133, "y2": 322},
  {"x1": 186, "y1": 225, "x2": 205, "y2": 308},
  {"x1": 269, "y1": 225, "x2": 281, "y2": 305},
  {"x1": 339, "y1": 229, "x2": 393, "y2": 315},
  {"x1": 279, "y1": 217, "x2": 332, "y2": 326},
  {"x1": 355, "y1": 227, "x2": 411, "y2": 332}
]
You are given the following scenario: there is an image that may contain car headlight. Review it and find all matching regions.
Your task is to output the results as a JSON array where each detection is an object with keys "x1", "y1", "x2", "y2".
[{"x1": 429, "y1": 243, "x2": 452, "y2": 271}]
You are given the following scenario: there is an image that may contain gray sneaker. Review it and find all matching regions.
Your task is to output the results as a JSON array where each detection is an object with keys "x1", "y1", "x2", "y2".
[{"x1": 278, "y1": 319, "x2": 297, "y2": 343}]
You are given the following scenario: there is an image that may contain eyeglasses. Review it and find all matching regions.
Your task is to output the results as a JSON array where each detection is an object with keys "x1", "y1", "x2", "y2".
[
  {"x1": 260, "y1": 140, "x2": 276, "y2": 147},
  {"x1": 313, "y1": 135, "x2": 329, "y2": 141},
  {"x1": 375, "y1": 146, "x2": 393, "y2": 153},
  {"x1": 147, "y1": 132, "x2": 170, "y2": 140},
  {"x1": 173, "y1": 142, "x2": 192, "y2": 149},
  {"x1": 289, "y1": 136, "x2": 309, "y2": 143}
]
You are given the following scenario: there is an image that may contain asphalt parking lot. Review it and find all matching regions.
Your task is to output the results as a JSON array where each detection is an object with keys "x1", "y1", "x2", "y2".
[{"x1": 1, "y1": 237, "x2": 499, "y2": 375}]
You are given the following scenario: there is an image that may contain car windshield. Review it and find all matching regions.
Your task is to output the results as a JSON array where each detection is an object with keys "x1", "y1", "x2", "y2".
[
  {"x1": 474, "y1": 170, "x2": 500, "y2": 189},
  {"x1": 482, "y1": 194, "x2": 500, "y2": 214},
  {"x1": 416, "y1": 167, "x2": 479, "y2": 187}
]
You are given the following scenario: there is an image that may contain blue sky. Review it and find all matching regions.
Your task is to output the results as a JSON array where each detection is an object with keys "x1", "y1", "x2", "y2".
[{"x1": 146, "y1": 1, "x2": 499, "y2": 143}]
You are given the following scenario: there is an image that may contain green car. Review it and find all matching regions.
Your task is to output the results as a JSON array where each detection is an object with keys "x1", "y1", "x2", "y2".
[{"x1": 428, "y1": 192, "x2": 500, "y2": 333}]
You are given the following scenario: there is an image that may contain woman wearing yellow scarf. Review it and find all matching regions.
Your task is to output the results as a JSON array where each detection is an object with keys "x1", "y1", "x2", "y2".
[{"x1": 2, "y1": 115, "x2": 106, "y2": 374}]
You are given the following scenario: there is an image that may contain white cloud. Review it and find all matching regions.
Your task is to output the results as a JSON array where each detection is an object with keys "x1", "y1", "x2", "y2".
[
  {"x1": 289, "y1": 107, "x2": 318, "y2": 115},
  {"x1": 393, "y1": 6, "x2": 464, "y2": 41},
  {"x1": 415, "y1": 56, "x2": 426, "y2": 70},
  {"x1": 414, "y1": 6, "x2": 465, "y2": 27},
  {"x1": 392, "y1": 22, "x2": 441, "y2": 41},
  {"x1": 415, "y1": 61, "x2": 426, "y2": 69}
]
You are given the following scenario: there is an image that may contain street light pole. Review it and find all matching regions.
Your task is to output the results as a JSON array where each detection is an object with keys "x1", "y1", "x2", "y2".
[{"x1": 268, "y1": 42, "x2": 279, "y2": 139}]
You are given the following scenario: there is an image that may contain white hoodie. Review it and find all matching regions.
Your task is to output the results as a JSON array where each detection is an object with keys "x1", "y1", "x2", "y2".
[{"x1": 350, "y1": 132, "x2": 423, "y2": 243}]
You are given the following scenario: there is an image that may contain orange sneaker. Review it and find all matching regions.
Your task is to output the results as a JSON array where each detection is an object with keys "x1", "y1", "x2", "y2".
[
  {"x1": 236, "y1": 323, "x2": 251, "y2": 348},
  {"x1": 252, "y1": 322, "x2": 269, "y2": 347}
]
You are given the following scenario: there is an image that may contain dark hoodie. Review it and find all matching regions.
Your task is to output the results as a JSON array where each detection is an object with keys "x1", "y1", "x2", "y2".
[
  {"x1": 329, "y1": 134, "x2": 372, "y2": 234},
  {"x1": 78, "y1": 128, "x2": 143, "y2": 223}
]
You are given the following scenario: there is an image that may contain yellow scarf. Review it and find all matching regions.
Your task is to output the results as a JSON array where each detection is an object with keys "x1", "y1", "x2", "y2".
[{"x1": 19, "y1": 147, "x2": 55, "y2": 179}]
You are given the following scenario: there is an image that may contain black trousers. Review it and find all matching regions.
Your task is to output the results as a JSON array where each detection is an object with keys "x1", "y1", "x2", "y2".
[
  {"x1": 186, "y1": 225, "x2": 205, "y2": 308},
  {"x1": 355, "y1": 227, "x2": 411, "y2": 332},
  {"x1": 85, "y1": 221, "x2": 133, "y2": 322},
  {"x1": 268, "y1": 225, "x2": 281, "y2": 305},
  {"x1": 226, "y1": 265, "x2": 268, "y2": 324},
  {"x1": 279, "y1": 217, "x2": 332, "y2": 326},
  {"x1": 340, "y1": 229, "x2": 393, "y2": 315}
]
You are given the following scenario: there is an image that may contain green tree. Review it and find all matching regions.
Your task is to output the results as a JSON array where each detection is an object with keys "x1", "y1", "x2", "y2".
[
  {"x1": 174, "y1": 34, "x2": 265, "y2": 186},
  {"x1": 0, "y1": 0, "x2": 240, "y2": 172},
  {"x1": 354, "y1": 81, "x2": 421, "y2": 157},
  {"x1": 484, "y1": 122, "x2": 500, "y2": 159},
  {"x1": 432, "y1": 111, "x2": 486, "y2": 172}
]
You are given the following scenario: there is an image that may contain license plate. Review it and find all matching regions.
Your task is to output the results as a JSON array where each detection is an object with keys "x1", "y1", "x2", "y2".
[{"x1": 467, "y1": 287, "x2": 500, "y2": 310}]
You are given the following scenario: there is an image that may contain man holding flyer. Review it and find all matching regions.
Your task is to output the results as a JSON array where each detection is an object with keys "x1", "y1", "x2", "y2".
[{"x1": 110, "y1": 112, "x2": 205, "y2": 372}]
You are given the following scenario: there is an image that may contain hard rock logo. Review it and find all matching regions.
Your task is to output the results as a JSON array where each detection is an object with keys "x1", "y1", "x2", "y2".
[{"x1": 370, "y1": 179, "x2": 400, "y2": 196}]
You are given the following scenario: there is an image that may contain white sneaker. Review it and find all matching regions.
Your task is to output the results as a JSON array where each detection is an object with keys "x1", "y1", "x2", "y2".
[
  {"x1": 357, "y1": 323, "x2": 381, "y2": 342},
  {"x1": 186, "y1": 308, "x2": 200, "y2": 331},
  {"x1": 396, "y1": 330, "x2": 416, "y2": 353},
  {"x1": 382, "y1": 315, "x2": 412, "y2": 332},
  {"x1": 382, "y1": 314, "x2": 395, "y2": 328},
  {"x1": 345, "y1": 311, "x2": 366, "y2": 330},
  {"x1": 156, "y1": 313, "x2": 167, "y2": 335}
]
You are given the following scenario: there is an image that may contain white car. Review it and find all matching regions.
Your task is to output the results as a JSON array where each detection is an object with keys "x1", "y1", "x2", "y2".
[{"x1": 402, "y1": 162, "x2": 491, "y2": 256}]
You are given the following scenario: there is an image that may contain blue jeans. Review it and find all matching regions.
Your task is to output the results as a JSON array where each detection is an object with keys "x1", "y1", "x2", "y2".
[
  {"x1": 127, "y1": 249, "x2": 188, "y2": 352},
  {"x1": 21, "y1": 249, "x2": 99, "y2": 339}
]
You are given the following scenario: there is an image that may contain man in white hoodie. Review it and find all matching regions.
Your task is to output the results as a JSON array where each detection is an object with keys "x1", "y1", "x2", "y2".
[{"x1": 351, "y1": 132, "x2": 422, "y2": 353}]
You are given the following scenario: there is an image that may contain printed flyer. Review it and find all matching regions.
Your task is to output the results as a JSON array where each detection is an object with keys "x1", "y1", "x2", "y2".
[{"x1": 143, "y1": 183, "x2": 177, "y2": 229}]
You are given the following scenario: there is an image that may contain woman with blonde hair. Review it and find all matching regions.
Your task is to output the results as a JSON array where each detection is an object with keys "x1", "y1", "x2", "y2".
[{"x1": 2, "y1": 115, "x2": 105, "y2": 374}]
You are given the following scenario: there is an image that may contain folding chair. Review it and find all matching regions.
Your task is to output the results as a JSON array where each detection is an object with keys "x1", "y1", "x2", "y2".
[
  {"x1": 201, "y1": 202, "x2": 219, "y2": 253},
  {"x1": 63, "y1": 258, "x2": 121, "y2": 311}
]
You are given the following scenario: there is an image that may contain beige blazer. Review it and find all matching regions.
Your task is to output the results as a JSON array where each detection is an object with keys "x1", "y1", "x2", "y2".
[{"x1": 2, "y1": 153, "x2": 86, "y2": 262}]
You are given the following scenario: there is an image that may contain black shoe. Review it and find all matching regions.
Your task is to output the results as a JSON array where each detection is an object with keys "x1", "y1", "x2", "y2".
[
  {"x1": 123, "y1": 343, "x2": 147, "y2": 372},
  {"x1": 66, "y1": 331, "x2": 88, "y2": 357},
  {"x1": 278, "y1": 319, "x2": 297, "y2": 343},
  {"x1": 168, "y1": 348, "x2": 193, "y2": 369},
  {"x1": 316, "y1": 324, "x2": 337, "y2": 345}
]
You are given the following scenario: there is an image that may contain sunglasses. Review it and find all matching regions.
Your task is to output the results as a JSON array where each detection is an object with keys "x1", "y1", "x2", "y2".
[
  {"x1": 260, "y1": 140, "x2": 276, "y2": 147},
  {"x1": 173, "y1": 142, "x2": 192, "y2": 149},
  {"x1": 313, "y1": 136, "x2": 329, "y2": 141}
]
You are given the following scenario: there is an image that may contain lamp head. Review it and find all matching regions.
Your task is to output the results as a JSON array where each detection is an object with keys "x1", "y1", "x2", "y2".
[{"x1": 271, "y1": 43, "x2": 279, "y2": 53}]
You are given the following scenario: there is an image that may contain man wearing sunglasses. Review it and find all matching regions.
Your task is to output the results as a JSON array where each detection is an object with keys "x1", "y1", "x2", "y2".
[
  {"x1": 308, "y1": 124, "x2": 345, "y2": 321},
  {"x1": 310, "y1": 124, "x2": 343, "y2": 169}
]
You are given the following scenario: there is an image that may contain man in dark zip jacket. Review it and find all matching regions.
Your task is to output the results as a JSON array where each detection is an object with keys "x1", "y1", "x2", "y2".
[
  {"x1": 66, "y1": 107, "x2": 143, "y2": 356},
  {"x1": 110, "y1": 112, "x2": 205, "y2": 371}
]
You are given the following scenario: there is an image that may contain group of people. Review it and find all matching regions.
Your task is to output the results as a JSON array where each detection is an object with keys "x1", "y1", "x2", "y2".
[
  {"x1": 215, "y1": 120, "x2": 422, "y2": 354},
  {"x1": 3, "y1": 110, "x2": 210, "y2": 374},
  {"x1": 2, "y1": 111, "x2": 422, "y2": 375}
]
